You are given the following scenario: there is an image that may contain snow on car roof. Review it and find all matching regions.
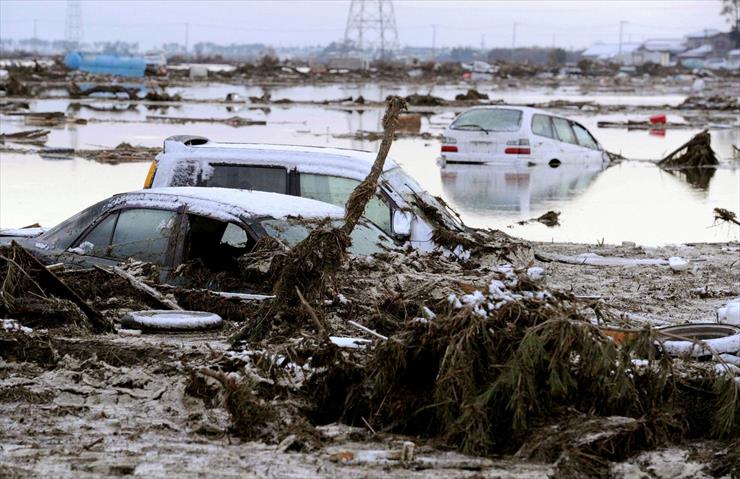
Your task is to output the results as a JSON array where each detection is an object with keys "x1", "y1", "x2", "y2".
[
  {"x1": 116, "y1": 187, "x2": 345, "y2": 222},
  {"x1": 157, "y1": 139, "x2": 398, "y2": 184}
]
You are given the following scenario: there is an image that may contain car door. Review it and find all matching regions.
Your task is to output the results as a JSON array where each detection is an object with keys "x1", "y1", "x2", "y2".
[
  {"x1": 550, "y1": 117, "x2": 582, "y2": 163},
  {"x1": 62, "y1": 208, "x2": 180, "y2": 271},
  {"x1": 570, "y1": 122, "x2": 605, "y2": 163},
  {"x1": 530, "y1": 114, "x2": 560, "y2": 163}
]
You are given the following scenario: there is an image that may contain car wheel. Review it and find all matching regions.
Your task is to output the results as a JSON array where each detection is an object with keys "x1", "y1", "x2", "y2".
[
  {"x1": 657, "y1": 323, "x2": 740, "y2": 357},
  {"x1": 120, "y1": 310, "x2": 224, "y2": 332}
]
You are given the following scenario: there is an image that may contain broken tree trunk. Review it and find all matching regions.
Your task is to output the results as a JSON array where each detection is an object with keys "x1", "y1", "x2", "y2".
[
  {"x1": 102, "y1": 266, "x2": 182, "y2": 311},
  {"x1": 266, "y1": 96, "x2": 406, "y2": 326},
  {"x1": 658, "y1": 130, "x2": 718, "y2": 168}
]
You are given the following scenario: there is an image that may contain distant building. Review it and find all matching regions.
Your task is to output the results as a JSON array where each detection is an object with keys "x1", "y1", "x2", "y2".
[
  {"x1": 581, "y1": 42, "x2": 641, "y2": 64},
  {"x1": 634, "y1": 39, "x2": 686, "y2": 66},
  {"x1": 684, "y1": 30, "x2": 734, "y2": 56},
  {"x1": 678, "y1": 44, "x2": 715, "y2": 68}
]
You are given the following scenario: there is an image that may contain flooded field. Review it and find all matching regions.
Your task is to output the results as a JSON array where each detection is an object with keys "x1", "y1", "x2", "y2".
[{"x1": 1, "y1": 83, "x2": 739, "y2": 246}]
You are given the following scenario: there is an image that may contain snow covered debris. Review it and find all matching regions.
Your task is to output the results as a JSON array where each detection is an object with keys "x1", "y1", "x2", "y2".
[
  {"x1": 329, "y1": 336, "x2": 372, "y2": 349},
  {"x1": 668, "y1": 256, "x2": 689, "y2": 272},
  {"x1": 718, "y1": 298, "x2": 740, "y2": 326},
  {"x1": 527, "y1": 267, "x2": 545, "y2": 281},
  {"x1": 67, "y1": 241, "x2": 94, "y2": 255},
  {"x1": 660, "y1": 332, "x2": 740, "y2": 357},
  {"x1": 2, "y1": 319, "x2": 32, "y2": 334}
]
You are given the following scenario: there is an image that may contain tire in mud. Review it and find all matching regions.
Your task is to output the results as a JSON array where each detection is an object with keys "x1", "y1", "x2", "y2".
[
  {"x1": 657, "y1": 323, "x2": 740, "y2": 356},
  {"x1": 120, "y1": 310, "x2": 224, "y2": 332}
]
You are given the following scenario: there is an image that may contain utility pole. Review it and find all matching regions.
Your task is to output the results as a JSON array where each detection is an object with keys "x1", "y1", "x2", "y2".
[
  {"x1": 511, "y1": 22, "x2": 518, "y2": 61},
  {"x1": 184, "y1": 22, "x2": 189, "y2": 53},
  {"x1": 480, "y1": 33, "x2": 485, "y2": 52},
  {"x1": 33, "y1": 19, "x2": 38, "y2": 54},
  {"x1": 618, "y1": 20, "x2": 627, "y2": 54},
  {"x1": 431, "y1": 24, "x2": 436, "y2": 60}
]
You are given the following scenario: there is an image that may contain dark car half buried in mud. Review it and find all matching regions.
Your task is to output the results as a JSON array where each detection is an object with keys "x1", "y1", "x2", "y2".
[{"x1": 0, "y1": 187, "x2": 391, "y2": 282}]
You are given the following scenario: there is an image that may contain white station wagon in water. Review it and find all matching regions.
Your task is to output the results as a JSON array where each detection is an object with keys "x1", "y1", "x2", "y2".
[
  {"x1": 145, "y1": 136, "x2": 465, "y2": 252},
  {"x1": 441, "y1": 106, "x2": 609, "y2": 166}
]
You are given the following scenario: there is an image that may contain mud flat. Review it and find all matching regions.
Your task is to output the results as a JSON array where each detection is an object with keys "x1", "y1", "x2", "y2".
[{"x1": 1, "y1": 238, "x2": 738, "y2": 478}]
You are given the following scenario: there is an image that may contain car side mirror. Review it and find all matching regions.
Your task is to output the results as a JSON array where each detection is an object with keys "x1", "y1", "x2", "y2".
[{"x1": 392, "y1": 210, "x2": 413, "y2": 239}]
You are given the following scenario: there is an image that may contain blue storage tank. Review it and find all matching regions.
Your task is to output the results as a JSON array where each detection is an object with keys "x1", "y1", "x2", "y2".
[{"x1": 64, "y1": 52, "x2": 147, "y2": 77}]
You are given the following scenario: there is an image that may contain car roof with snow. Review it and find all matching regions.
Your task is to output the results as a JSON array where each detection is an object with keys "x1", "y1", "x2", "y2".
[
  {"x1": 111, "y1": 187, "x2": 345, "y2": 223},
  {"x1": 154, "y1": 136, "x2": 399, "y2": 184}
]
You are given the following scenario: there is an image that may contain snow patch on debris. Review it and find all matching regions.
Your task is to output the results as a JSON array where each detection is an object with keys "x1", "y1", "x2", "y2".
[
  {"x1": 718, "y1": 298, "x2": 740, "y2": 326},
  {"x1": 2, "y1": 319, "x2": 32, "y2": 334},
  {"x1": 68, "y1": 241, "x2": 94, "y2": 255}
]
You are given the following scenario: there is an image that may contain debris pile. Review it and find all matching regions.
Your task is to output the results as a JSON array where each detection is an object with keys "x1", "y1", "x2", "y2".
[
  {"x1": 454, "y1": 89, "x2": 489, "y2": 101},
  {"x1": 658, "y1": 130, "x2": 718, "y2": 169}
]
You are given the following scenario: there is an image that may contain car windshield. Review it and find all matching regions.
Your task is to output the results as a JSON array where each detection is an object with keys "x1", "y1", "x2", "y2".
[
  {"x1": 259, "y1": 218, "x2": 389, "y2": 256},
  {"x1": 451, "y1": 109, "x2": 522, "y2": 132},
  {"x1": 40, "y1": 199, "x2": 110, "y2": 250},
  {"x1": 383, "y1": 167, "x2": 463, "y2": 231}
]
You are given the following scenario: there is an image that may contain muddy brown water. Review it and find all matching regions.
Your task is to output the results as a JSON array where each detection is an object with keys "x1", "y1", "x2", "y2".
[{"x1": 1, "y1": 83, "x2": 738, "y2": 245}]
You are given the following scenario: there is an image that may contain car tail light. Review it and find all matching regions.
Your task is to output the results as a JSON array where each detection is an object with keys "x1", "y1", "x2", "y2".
[
  {"x1": 143, "y1": 160, "x2": 157, "y2": 188},
  {"x1": 441, "y1": 145, "x2": 458, "y2": 152},
  {"x1": 505, "y1": 138, "x2": 531, "y2": 155}
]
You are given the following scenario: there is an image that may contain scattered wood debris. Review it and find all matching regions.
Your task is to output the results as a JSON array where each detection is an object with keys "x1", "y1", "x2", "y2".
[
  {"x1": 0, "y1": 129, "x2": 49, "y2": 144},
  {"x1": 146, "y1": 115, "x2": 266, "y2": 127}
]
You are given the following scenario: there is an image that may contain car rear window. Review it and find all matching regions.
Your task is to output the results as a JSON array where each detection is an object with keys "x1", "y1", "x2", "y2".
[
  {"x1": 202, "y1": 165, "x2": 288, "y2": 194},
  {"x1": 451, "y1": 109, "x2": 522, "y2": 132}
]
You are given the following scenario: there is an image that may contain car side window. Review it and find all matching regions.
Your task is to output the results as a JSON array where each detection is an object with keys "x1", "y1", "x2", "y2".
[
  {"x1": 108, "y1": 209, "x2": 177, "y2": 264},
  {"x1": 531, "y1": 114, "x2": 555, "y2": 139},
  {"x1": 299, "y1": 173, "x2": 392, "y2": 235},
  {"x1": 203, "y1": 165, "x2": 288, "y2": 194},
  {"x1": 552, "y1": 117, "x2": 578, "y2": 144},
  {"x1": 81, "y1": 213, "x2": 118, "y2": 257},
  {"x1": 571, "y1": 123, "x2": 599, "y2": 149}
]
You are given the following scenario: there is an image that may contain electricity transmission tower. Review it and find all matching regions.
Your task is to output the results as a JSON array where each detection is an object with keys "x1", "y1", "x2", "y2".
[
  {"x1": 65, "y1": 0, "x2": 84, "y2": 49},
  {"x1": 343, "y1": 0, "x2": 400, "y2": 59}
]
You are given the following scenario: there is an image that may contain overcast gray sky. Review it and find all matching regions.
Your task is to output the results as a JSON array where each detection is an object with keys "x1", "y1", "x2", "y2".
[{"x1": 0, "y1": 0, "x2": 729, "y2": 50}]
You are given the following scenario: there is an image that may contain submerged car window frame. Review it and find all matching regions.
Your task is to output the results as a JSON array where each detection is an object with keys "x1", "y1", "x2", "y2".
[
  {"x1": 551, "y1": 117, "x2": 578, "y2": 145},
  {"x1": 71, "y1": 205, "x2": 183, "y2": 267},
  {"x1": 297, "y1": 171, "x2": 396, "y2": 236},
  {"x1": 200, "y1": 163, "x2": 290, "y2": 194},
  {"x1": 570, "y1": 122, "x2": 600, "y2": 150}
]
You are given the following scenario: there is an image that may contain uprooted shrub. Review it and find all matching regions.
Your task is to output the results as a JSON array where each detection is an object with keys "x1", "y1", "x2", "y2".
[{"x1": 347, "y1": 268, "x2": 739, "y2": 459}]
